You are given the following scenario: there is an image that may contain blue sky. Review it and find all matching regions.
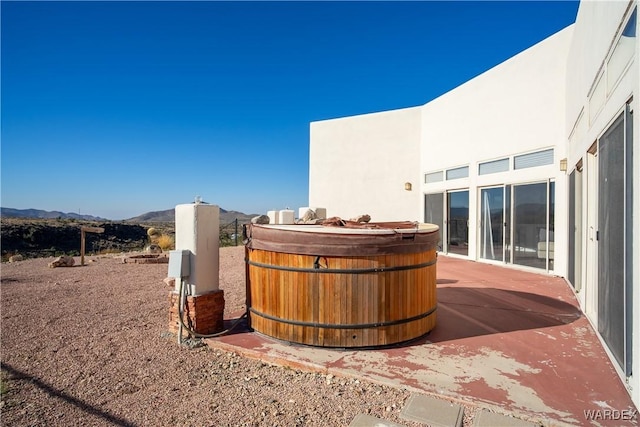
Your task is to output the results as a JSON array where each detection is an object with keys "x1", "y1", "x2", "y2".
[{"x1": 1, "y1": 1, "x2": 579, "y2": 220}]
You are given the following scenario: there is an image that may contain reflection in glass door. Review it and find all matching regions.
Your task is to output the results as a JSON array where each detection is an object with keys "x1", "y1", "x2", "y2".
[
  {"x1": 568, "y1": 168, "x2": 583, "y2": 291},
  {"x1": 513, "y1": 182, "x2": 554, "y2": 270},
  {"x1": 480, "y1": 187, "x2": 504, "y2": 262},
  {"x1": 597, "y1": 111, "x2": 630, "y2": 374},
  {"x1": 424, "y1": 193, "x2": 444, "y2": 251},
  {"x1": 447, "y1": 191, "x2": 468, "y2": 256},
  {"x1": 479, "y1": 183, "x2": 553, "y2": 271}
]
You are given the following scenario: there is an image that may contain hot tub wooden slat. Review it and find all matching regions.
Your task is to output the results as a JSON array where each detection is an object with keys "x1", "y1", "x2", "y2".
[{"x1": 247, "y1": 247, "x2": 438, "y2": 348}]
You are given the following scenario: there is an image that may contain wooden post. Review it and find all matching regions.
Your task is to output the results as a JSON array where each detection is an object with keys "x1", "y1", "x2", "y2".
[{"x1": 80, "y1": 226, "x2": 105, "y2": 266}]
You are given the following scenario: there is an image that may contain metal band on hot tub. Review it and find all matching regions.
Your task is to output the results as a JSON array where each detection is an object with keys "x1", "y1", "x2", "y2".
[
  {"x1": 245, "y1": 222, "x2": 440, "y2": 347},
  {"x1": 245, "y1": 257, "x2": 437, "y2": 274},
  {"x1": 249, "y1": 304, "x2": 437, "y2": 330}
]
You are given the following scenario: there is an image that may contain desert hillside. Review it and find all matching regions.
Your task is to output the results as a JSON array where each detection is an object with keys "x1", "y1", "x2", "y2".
[
  {"x1": 0, "y1": 218, "x2": 149, "y2": 260},
  {"x1": 1, "y1": 207, "x2": 257, "y2": 260}
]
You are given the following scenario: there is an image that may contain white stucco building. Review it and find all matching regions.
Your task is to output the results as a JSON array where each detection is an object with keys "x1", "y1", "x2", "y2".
[{"x1": 309, "y1": 1, "x2": 639, "y2": 407}]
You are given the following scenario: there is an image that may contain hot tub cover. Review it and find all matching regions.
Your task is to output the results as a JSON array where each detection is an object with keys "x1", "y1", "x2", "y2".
[{"x1": 245, "y1": 222, "x2": 439, "y2": 256}]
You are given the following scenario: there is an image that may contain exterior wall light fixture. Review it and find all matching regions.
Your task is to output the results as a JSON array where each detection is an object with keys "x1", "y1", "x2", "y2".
[
  {"x1": 560, "y1": 158, "x2": 568, "y2": 172},
  {"x1": 404, "y1": 182, "x2": 412, "y2": 191}
]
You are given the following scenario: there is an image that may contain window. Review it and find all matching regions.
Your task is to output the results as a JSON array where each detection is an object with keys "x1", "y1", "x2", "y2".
[
  {"x1": 569, "y1": 109, "x2": 585, "y2": 147},
  {"x1": 479, "y1": 158, "x2": 509, "y2": 175},
  {"x1": 446, "y1": 166, "x2": 469, "y2": 180},
  {"x1": 514, "y1": 149, "x2": 554, "y2": 170},
  {"x1": 424, "y1": 193, "x2": 444, "y2": 250},
  {"x1": 607, "y1": 7, "x2": 636, "y2": 92},
  {"x1": 589, "y1": 72, "x2": 606, "y2": 124},
  {"x1": 425, "y1": 171, "x2": 443, "y2": 183}
]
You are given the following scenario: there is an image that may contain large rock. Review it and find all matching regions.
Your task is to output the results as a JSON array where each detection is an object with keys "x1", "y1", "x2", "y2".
[
  {"x1": 48, "y1": 255, "x2": 75, "y2": 268},
  {"x1": 145, "y1": 244, "x2": 163, "y2": 254},
  {"x1": 349, "y1": 214, "x2": 371, "y2": 223},
  {"x1": 297, "y1": 209, "x2": 322, "y2": 225},
  {"x1": 251, "y1": 215, "x2": 270, "y2": 224}
]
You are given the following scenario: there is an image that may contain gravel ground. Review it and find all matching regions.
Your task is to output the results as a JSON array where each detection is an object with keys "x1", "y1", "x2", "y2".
[{"x1": 1, "y1": 247, "x2": 473, "y2": 426}]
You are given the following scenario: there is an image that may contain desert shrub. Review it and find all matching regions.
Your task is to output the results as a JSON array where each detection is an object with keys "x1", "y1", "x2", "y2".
[
  {"x1": 147, "y1": 227, "x2": 161, "y2": 242},
  {"x1": 156, "y1": 234, "x2": 175, "y2": 251}
]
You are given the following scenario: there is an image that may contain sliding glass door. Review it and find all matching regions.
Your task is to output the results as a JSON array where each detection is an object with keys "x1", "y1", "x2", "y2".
[
  {"x1": 479, "y1": 187, "x2": 505, "y2": 262},
  {"x1": 596, "y1": 109, "x2": 632, "y2": 375},
  {"x1": 424, "y1": 193, "x2": 444, "y2": 251},
  {"x1": 478, "y1": 182, "x2": 554, "y2": 271},
  {"x1": 512, "y1": 182, "x2": 554, "y2": 270},
  {"x1": 424, "y1": 191, "x2": 468, "y2": 256},
  {"x1": 447, "y1": 191, "x2": 468, "y2": 256},
  {"x1": 568, "y1": 168, "x2": 583, "y2": 291}
]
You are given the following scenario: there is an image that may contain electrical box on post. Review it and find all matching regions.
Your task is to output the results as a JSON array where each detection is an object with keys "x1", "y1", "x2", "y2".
[{"x1": 168, "y1": 250, "x2": 190, "y2": 278}]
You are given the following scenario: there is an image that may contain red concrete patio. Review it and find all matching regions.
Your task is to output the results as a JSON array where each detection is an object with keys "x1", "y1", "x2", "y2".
[{"x1": 207, "y1": 255, "x2": 638, "y2": 426}]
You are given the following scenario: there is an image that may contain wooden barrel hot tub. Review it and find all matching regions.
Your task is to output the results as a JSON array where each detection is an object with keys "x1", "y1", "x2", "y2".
[{"x1": 244, "y1": 221, "x2": 439, "y2": 348}]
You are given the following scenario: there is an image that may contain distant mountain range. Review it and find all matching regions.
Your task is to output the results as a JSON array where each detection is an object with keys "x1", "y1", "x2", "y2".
[
  {"x1": 126, "y1": 208, "x2": 258, "y2": 224},
  {"x1": 1, "y1": 208, "x2": 107, "y2": 221},
  {"x1": 1, "y1": 207, "x2": 258, "y2": 224}
]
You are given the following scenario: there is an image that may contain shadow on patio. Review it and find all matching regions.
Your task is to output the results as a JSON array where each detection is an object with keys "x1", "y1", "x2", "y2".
[
  {"x1": 428, "y1": 286, "x2": 583, "y2": 342},
  {"x1": 208, "y1": 255, "x2": 638, "y2": 426}
]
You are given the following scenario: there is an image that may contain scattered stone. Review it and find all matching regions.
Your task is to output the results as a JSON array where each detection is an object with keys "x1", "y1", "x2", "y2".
[
  {"x1": 48, "y1": 255, "x2": 75, "y2": 268},
  {"x1": 350, "y1": 214, "x2": 371, "y2": 223},
  {"x1": 145, "y1": 244, "x2": 162, "y2": 254},
  {"x1": 9, "y1": 254, "x2": 23, "y2": 262},
  {"x1": 123, "y1": 254, "x2": 168, "y2": 264},
  {"x1": 321, "y1": 217, "x2": 346, "y2": 227},
  {"x1": 251, "y1": 215, "x2": 270, "y2": 224},
  {"x1": 349, "y1": 414, "x2": 406, "y2": 427},
  {"x1": 181, "y1": 338, "x2": 205, "y2": 349},
  {"x1": 163, "y1": 277, "x2": 176, "y2": 287},
  {"x1": 296, "y1": 209, "x2": 322, "y2": 224},
  {"x1": 302, "y1": 209, "x2": 317, "y2": 221},
  {"x1": 2, "y1": 246, "x2": 445, "y2": 427}
]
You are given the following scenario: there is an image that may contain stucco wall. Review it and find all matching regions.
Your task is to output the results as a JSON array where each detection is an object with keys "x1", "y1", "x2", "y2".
[
  {"x1": 420, "y1": 26, "x2": 573, "y2": 175},
  {"x1": 309, "y1": 107, "x2": 422, "y2": 222},
  {"x1": 566, "y1": 0, "x2": 637, "y2": 165},
  {"x1": 419, "y1": 26, "x2": 574, "y2": 272},
  {"x1": 565, "y1": 0, "x2": 638, "y2": 407},
  {"x1": 306, "y1": 0, "x2": 638, "y2": 409}
]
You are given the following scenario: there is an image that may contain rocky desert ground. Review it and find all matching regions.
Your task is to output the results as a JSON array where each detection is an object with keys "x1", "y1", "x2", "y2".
[{"x1": 0, "y1": 246, "x2": 454, "y2": 427}]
